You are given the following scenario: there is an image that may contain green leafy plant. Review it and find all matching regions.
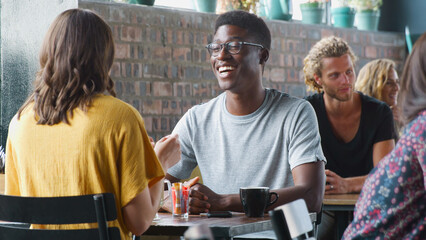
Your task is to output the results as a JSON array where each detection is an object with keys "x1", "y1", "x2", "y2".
[
  {"x1": 349, "y1": 0, "x2": 382, "y2": 11},
  {"x1": 225, "y1": 0, "x2": 260, "y2": 14},
  {"x1": 300, "y1": 0, "x2": 327, "y2": 9}
]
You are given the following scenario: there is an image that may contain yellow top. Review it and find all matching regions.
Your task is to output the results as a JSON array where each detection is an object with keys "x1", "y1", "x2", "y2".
[{"x1": 5, "y1": 94, "x2": 164, "y2": 239}]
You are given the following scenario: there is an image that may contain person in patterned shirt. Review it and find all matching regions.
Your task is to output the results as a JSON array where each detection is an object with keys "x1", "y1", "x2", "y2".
[{"x1": 343, "y1": 32, "x2": 426, "y2": 239}]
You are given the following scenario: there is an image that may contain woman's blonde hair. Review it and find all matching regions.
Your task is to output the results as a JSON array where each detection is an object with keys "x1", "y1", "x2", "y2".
[
  {"x1": 304, "y1": 36, "x2": 357, "y2": 93},
  {"x1": 18, "y1": 9, "x2": 116, "y2": 125},
  {"x1": 355, "y1": 59, "x2": 396, "y2": 102}
]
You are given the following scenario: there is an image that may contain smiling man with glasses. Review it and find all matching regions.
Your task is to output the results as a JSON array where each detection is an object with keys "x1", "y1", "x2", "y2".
[{"x1": 166, "y1": 11, "x2": 326, "y2": 227}]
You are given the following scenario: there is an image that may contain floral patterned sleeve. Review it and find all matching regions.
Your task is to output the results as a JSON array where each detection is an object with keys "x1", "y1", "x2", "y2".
[{"x1": 343, "y1": 110, "x2": 426, "y2": 240}]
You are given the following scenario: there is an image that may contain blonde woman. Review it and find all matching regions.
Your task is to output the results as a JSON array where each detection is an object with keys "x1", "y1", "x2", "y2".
[{"x1": 355, "y1": 59, "x2": 401, "y2": 139}]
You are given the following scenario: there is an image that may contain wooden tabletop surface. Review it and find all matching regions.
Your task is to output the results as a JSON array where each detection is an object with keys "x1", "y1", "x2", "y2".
[
  {"x1": 144, "y1": 212, "x2": 272, "y2": 238},
  {"x1": 323, "y1": 193, "x2": 359, "y2": 206}
]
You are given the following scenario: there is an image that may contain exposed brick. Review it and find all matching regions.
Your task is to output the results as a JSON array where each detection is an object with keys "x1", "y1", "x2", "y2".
[
  {"x1": 202, "y1": 68, "x2": 216, "y2": 80},
  {"x1": 152, "y1": 46, "x2": 172, "y2": 61},
  {"x1": 121, "y1": 26, "x2": 142, "y2": 42},
  {"x1": 144, "y1": 64, "x2": 169, "y2": 79},
  {"x1": 201, "y1": 49, "x2": 208, "y2": 62},
  {"x1": 136, "y1": 45, "x2": 144, "y2": 59},
  {"x1": 114, "y1": 80, "x2": 123, "y2": 96},
  {"x1": 147, "y1": 28, "x2": 161, "y2": 43},
  {"x1": 160, "y1": 117, "x2": 169, "y2": 131},
  {"x1": 131, "y1": 99, "x2": 141, "y2": 112},
  {"x1": 174, "y1": 82, "x2": 192, "y2": 97},
  {"x1": 184, "y1": 66, "x2": 202, "y2": 80},
  {"x1": 110, "y1": 62, "x2": 121, "y2": 78},
  {"x1": 115, "y1": 43, "x2": 129, "y2": 59},
  {"x1": 173, "y1": 47, "x2": 191, "y2": 61},
  {"x1": 270, "y1": 68, "x2": 285, "y2": 82},
  {"x1": 124, "y1": 81, "x2": 135, "y2": 95},
  {"x1": 134, "y1": 81, "x2": 150, "y2": 96},
  {"x1": 112, "y1": 25, "x2": 120, "y2": 40},
  {"x1": 130, "y1": 10, "x2": 144, "y2": 24},
  {"x1": 193, "y1": 83, "x2": 210, "y2": 97},
  {"x1": 83, "y1": 1, "x2": 406, "y2": 139},
  {"x1": 286, "y1": 68, "x2": 300, "y2": 83},
  {"x1": 181, "y1": 99, "x2": 201, "y2": 113},
  {"x1": 169, "y1": 116, "x2": 181, "y2": 132},
  {"x1": 110, "y1": 6, "x2": 131, "y2": 23},
  {"x1": 153, "y1": 82, "x2": 173, "y2": 96},
  {"x1": 321, "y1": 29, "x2": 334, "y2": 38},
  {"x1": 162, "y1": 100, "x2": 181, "y2": 115},
  {"x1": 211, "y1": 83, "x2": 222, "y2": 96},
  {"x1": 143, "y1": 100, "x2": 162, "y2": 115},
  {"x1": 365, "y1": 46, "x2": 377, "y2": 59},
  {"x1": 287, "y1": 84, "x2": 307, "y2": 98},
  {"x1": 143, "y1": 116, "x2": 153, "y2": 132},
  {"x1": 166, "y1": 29, "x2": 173, "y2": 44},
  {"x1": 152, "y1": 117, "x2": 170, "y2": 132}
]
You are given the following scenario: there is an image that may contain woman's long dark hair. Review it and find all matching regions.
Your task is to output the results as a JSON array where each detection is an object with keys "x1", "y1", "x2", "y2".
[
  {"x1": 18, "y1": 9, "x2": 116, "y2": 125},
  {"x1": 398, "y1": 32, "x2": 426, "y2": 125}
]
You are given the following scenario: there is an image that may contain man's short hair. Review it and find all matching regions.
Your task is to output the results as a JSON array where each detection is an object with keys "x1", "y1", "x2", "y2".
[
  {"x1": 215, "y1": 10, "x2": 271, "y2": 50},
  {"x1": 303, "y1": 36, "x2": 358, "y2": 93}
]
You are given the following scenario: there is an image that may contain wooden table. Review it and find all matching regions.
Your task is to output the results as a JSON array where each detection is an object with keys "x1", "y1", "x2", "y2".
[
  {"x1": 144, "y1": 212, "x2": 272, "y2": 239},
  {"x1": 323, "y1": 194, "x2": 359, "y2": 239},
  {"x1": 0, "y1": 174, "x2": 4, "y2": 194}
]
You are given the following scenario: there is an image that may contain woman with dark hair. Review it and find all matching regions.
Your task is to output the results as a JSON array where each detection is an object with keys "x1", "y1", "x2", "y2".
[
  {"x1": 343, "y1": 33, "x2": 426, "y2": 239},
  {"x1": 5, "y1": 9, "x2": 180, "y2": 239}
]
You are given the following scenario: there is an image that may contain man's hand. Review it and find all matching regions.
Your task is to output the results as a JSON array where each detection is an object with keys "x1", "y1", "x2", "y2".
[
  {"x1": 186, "y1": 180, "x2": 226, "y2": 214},
  {"x1": 325, "y1": 169, "x2": 349, "y2": 194}
]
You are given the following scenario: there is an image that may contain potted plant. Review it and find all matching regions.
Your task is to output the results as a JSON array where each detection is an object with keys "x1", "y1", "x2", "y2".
[
  {"x1": 349, "y1": 0, "x2": 382, "y2": 31},
  {"x1": 300, "y1": 0, "x2": 326, "y2": 24},
  {"x1": 264, "y1": 0, "x2": 292, "y2": 21},
  {"x1": 217, "y1": 0, "x2": 260, "y2": 14},
  {"x1": 331, "y1": 0, "x2": 355, "y2": 28},
  {"x1": 193, "y1": 0, "x2": 218, "y2": 13}
]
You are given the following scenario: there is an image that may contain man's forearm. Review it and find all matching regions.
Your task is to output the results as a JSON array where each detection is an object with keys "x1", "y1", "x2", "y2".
[{"x1": 345, "y1": 175, "x2": 368, "y2": 193}]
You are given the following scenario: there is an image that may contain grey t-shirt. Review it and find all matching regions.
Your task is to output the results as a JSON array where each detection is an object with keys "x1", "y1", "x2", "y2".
[{"x1": 169, "y1": 88, "x2": 326, "y2": 194}]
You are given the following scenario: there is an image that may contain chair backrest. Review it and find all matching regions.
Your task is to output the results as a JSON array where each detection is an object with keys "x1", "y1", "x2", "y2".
[
  {"x1": 270, "y1": 199, "x2": 316, "y2": 240},
  {"x1": 0, "y1": 193, "x2": 120, "y2": 240}
]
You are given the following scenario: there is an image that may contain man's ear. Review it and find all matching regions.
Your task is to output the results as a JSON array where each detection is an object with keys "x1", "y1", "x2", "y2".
[
  {"x1": 313, "y1": 73, "x2": 322, "y2": 86},
  {"x1": 259, "y1": 49, "x2": 269, "y2": 64}
]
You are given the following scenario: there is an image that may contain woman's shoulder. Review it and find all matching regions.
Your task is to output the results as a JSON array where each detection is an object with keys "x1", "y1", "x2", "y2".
[{"x1": 90, "y1": 94, "x2": 143, "y2": 122}]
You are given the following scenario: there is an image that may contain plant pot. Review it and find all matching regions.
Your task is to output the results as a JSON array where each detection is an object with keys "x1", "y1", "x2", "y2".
[
  {"x1": 331, "y1": 7, "x2": 355, "y2": 28},
  {"x1": 128, "y1": 0, "x2": 155, "y2": 6},
  {"x1": 300, "y1": 3, "x2": 324, "y2": 24},
  {"x1": 355, "y1": 10, "x2": 380, "y2": 31},
  {"x1": 193, "y1": 0, "x2": 217, "y2": 13},
  {"x1": 265, "y1": 0, "x2": 292, "y2": 20}
]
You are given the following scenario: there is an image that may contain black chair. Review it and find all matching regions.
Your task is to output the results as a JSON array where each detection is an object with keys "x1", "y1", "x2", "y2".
[{"x1": 0, "y1": 193, "x2": 121, "y2": 240}]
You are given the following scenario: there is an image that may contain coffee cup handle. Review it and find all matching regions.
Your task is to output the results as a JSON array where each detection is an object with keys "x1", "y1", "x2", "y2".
[{"x1": 267, "y1": 192, "x2": 279, "y2": 206}]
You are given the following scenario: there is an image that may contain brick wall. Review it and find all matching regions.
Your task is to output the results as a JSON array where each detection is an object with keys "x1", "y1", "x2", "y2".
[{"x1": 80, "y1": 1, "x2": 406, "y2": 140}]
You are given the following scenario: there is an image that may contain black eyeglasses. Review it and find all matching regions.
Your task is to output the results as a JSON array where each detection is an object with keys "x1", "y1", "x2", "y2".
[{"x1": 205, "y1": 41, "x2": 264, "y2": 56}]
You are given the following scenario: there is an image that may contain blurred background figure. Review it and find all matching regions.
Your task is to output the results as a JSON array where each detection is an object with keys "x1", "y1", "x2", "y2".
[
  {"x1": 355, "y1": 58, "x2": 401, "y2": 140},
  {"x1": 343, "y1": 32, "x2": 426, "y2": 240}
]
